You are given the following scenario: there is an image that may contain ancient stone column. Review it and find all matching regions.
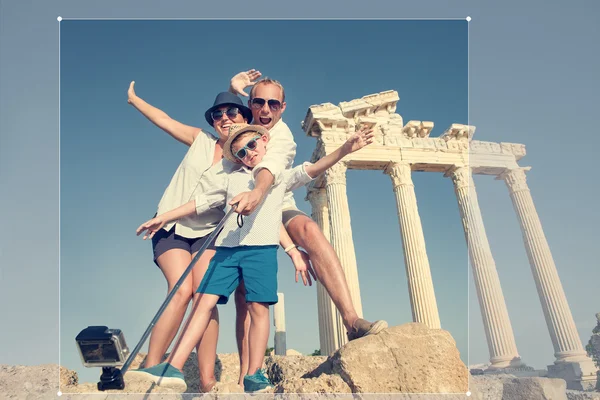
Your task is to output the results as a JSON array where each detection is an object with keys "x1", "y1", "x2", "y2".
[
  {"x1": 446, "y1": 166, "x2": 524, "y2": 369},
  {"x1": 324, "y1": 162, "x2": 364, "y2": 323},
  {"x1": 384, "y1": 162, "x2": 441, "y2": 329},
  {"x1": 273, "y1": 293, "x2": 287, "y2": 355},
  {"x1": 306, "y1": 188, "x2": 344, "y2": 355},
  {"x1": 499, "y1": 167, "x2": 596, "y2": 388}
]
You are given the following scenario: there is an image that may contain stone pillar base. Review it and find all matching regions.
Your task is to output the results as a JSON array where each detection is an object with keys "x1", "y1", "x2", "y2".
[
  {"x1": 274, "y1": 331, "x2": 287, "y2": 356},
  {"x1": 488, "y1": 355, "x2": 526, "y2": 370},
  {"x1": 547, "y1": 359, "x2": 598, "y2": 390}
]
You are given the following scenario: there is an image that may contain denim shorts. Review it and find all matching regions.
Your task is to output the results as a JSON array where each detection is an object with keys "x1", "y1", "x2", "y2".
[
  {"x1": 151, "y1": 226, "x2": 216, "y2": 267},
  {"x1": 197, "y1": 245, "x2": 279, "y2": 305}
]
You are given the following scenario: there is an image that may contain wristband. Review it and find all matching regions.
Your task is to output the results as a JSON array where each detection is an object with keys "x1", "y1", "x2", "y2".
[{"x1": 284, "y1": 244, "x2": 298, "y2": 253}]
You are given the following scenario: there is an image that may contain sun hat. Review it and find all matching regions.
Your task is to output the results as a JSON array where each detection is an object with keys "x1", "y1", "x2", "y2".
[
  {"x1": 223, "y1": 123, "x2": 270, "y2": 164},
  {"x1": 204, "y1": 92, "x2": 253, "y2": 127}
]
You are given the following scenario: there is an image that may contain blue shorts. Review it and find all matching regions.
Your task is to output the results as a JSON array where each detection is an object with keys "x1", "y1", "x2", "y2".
[{"x1": 197, "y1": 245, "x2": 279, "y2": 305}]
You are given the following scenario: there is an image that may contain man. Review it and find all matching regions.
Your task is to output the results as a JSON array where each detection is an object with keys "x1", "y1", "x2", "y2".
[{"x1": 228, "y1": 70, "x2": 387, "y2": 340}]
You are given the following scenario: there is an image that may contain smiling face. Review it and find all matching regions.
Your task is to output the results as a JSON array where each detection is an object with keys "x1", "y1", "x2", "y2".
[
  {"x1": 248, "y1": 81, "x2": 286, "y2": 130},
  {"x1": 231, "y1": 131, "x2": 269, "y2": 168},
  {"x1": 211, "y1": 105, "x2": 248, "y2": 140}
]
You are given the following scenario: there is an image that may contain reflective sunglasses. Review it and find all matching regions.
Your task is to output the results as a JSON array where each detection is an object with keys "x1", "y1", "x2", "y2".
[
  {"x1": 250, "y1": 97, "x2": 282, "y2": 111},
  {"x1": 235, "y1": 135, "x2": 262, "y2": 160},
  {"x1": 211, "y1": 107, "x2": 240, "y2": 121}
]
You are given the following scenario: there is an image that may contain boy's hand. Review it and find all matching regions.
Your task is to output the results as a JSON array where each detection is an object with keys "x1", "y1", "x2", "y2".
[
  {"x1": 136, "y1": 216, "x2": 166, "y2": 240},
  {"x1": 288, "y1": 248, "x2": 317, "y2": 286},
  {"x1": 229, "y1": 69, "x2": 262, "y2": 97},
  {"x1": 127, "y1": 81, "x2": 137, "y2": 104},
  {"x1": 229, "y1": 187, "x2": 266, "y2": 216},
  {"x1": 342, "y1": 125, "x2": 375, "y2": 155}
]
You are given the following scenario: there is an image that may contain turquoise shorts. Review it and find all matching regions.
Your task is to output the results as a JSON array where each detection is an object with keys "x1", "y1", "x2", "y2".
[{"x1": 197, "y1": 245, "x2": 279, "y2": 305}]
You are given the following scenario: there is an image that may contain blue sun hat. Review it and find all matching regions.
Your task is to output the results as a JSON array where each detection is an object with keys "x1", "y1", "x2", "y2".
[{"x1": 204, "y1": 92, "x2": 253, "y2": 127}]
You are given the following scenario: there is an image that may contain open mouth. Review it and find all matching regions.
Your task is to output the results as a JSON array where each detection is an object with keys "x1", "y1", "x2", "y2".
[{"x1": 258, "y1": 117, "x2": 272, "y2": 126}]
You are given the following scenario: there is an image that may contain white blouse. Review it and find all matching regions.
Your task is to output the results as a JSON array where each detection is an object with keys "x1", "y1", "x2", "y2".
[{"x1": 156, "y1": 130, "x2": 225, "y2": 238}]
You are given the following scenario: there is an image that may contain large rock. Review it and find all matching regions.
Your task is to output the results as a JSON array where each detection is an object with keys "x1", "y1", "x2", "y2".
[
  {"x1": 329, "y1": 323, "x2": 468, "y2": 393},
  {"x1": 471, "y1": 375, "x2": 567, "y2": 400}
]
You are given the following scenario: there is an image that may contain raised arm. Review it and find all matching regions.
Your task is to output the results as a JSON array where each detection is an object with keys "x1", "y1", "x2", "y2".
[
  {"x1": 304, "y1": 126, "x2": 374, "y2": 179},
  {"x1": 127, "y1": 81, "x2": 202, "y2": 146}
]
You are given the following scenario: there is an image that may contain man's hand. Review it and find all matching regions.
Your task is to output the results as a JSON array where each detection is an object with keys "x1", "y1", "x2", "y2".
[
  {"x1": 288, "y1": 247, "x2": 317, "y2": 286},
  {"x1": 136, "y1": 216, "x2": 166, "y2": 240},
  {"x1": 229, "y1": 188, "x2": 267, "y2": 215},
  {"x1": 229, "y1": 69, "x2": 262, "y2": 97},
  {"x1": 127, "y1": 81, "x2": 137, "y2": 104},
  {"x1": 342, "y1": 125, "x2": 375, "y2": 155}
]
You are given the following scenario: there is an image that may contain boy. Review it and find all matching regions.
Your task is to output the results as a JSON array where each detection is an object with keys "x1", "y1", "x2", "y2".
[{"x1": 129, "y1": 123, "x2": 377, "y2": 393}]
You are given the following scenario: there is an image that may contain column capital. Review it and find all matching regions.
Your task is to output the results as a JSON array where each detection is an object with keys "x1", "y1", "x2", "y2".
[
  {"x1": 444, "y1": 165, "x2": 473, "y2": 190},
  {"x1": 384, "y1": 161, "x2": 413, "y2": 189},
  {"x1": 306, "y1": 187, "x2": 328, "y2": 209},
  {"x1": 325, "y1": 162, "x2": 348, "y2": 186},
  {"x1": 496, "y1": 167, "x2": 532, "y2": 193}
]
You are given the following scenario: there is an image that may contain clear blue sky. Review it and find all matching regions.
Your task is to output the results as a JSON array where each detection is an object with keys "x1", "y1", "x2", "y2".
[{"x1": 1, "y1": 0, "x2": 599, "y2": 389}]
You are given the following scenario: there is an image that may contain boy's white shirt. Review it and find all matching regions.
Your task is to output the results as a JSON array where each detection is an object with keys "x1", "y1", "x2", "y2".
[{"x1": 194, "y1": 161, "x2": 314, "y2": 247}]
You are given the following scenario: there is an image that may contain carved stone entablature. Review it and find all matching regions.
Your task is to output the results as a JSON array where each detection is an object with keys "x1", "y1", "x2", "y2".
[
  {"x1": 470, "y1": 141, "x2": 527, "y2": 160},
  {"x1": 301, "y1": 102, "x2": 347, "y2": 137},
  {"x1": 339, "y1": 90, "x2": 399, "y2": 119},
  {"x1": 439, "y1": 124, "x2": 476, "y2": 142},
  {"x1": 403, "y1": 120, "x2": 435, "y2": 138}
]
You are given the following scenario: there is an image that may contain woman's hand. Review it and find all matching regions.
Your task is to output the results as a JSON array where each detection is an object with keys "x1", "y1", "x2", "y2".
[
  {"x1": 229, "y1": 69, "x2": 262, "y2": 97},
  {"x1": 288, "y1": 247, "x2": 317, "y2": 286},
  {"x1": 127, "y1": 81, "x2": 137, "y2": 104},
  {"x1": 136, "y1": 216, "x2": 166, "y2": 240}
]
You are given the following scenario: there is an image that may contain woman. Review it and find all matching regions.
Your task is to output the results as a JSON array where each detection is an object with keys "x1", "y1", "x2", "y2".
[{"x1": 127, "y1": 76, "x2": 313, "y2": 391}]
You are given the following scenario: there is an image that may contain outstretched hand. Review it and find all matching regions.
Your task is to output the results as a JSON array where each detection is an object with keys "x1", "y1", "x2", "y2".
[
  {"x1": 127, "y1": 81, "x2": 136, "y2": 104},
  {"x1": 289, "y1": 248, "x2": 317, "y2": 286},
  {"x1": 342, "y1": 125, "x2": 375, "y2": 154},
  {"x1": 136, "y1": 216, "x2": 166, "y2": 240},
  {"x1": 229, "y1": 69, "x2": 262, "y2": 97}
]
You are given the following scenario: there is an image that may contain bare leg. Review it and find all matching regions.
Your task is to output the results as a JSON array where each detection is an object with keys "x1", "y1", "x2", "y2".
[
  {"x1": 246, "y1": 302, "x2": 270, "y2": 376},
  {"x1": 191, "y1": 248, "x2": 219, "y2": 393},
  {"x1": 234, "y1": 282, "x2": 251, "y2": 385},
  {"x1": 166, "y1": 293, "x2": 220, "y2": 370},
  {"x1": 286, "y1": 215, "x2": 359, "y2": 332},
  {"x1": 145, "y1": 249, "x2": 194, "y2": 368}
]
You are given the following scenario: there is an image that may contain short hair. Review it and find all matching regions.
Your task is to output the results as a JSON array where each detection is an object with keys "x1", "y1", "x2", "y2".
[{"x1": 250, "y1": 78, "x2": 286, "y2": 102}]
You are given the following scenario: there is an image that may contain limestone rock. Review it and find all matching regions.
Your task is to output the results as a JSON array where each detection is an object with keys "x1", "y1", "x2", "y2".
[
  {"x1": 470, "y1": 375, "x2": 567, "y2": 400},
  {"x1": 265, "y1": 354, "x2": 329, "y2": 384},
  {"x1": 275, "y1": 374, "x2": 351, "y2": 393},
  {"x1": 286, "y1": 349, "x2": 303, "y2": 356},
  {"x1": 330, "y1": 323, "x2": 468, "y2": 393}
]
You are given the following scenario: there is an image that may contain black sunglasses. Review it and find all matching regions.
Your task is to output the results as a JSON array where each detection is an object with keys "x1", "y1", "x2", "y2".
[
  {"x1": 235, "y1": 135, "x2": 262, "y2": 160},
  {"x1": 250, "y1": 97, "x2": 282, "y2": 111},
  {"x1": 211, "y1": 107, "x2": 240, "y2": 121}
]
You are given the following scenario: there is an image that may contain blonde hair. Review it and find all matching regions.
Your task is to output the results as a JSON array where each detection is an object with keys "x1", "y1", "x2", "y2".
[{"x1": 250, "y1": 77, "x2": 286, "y2": 102}]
